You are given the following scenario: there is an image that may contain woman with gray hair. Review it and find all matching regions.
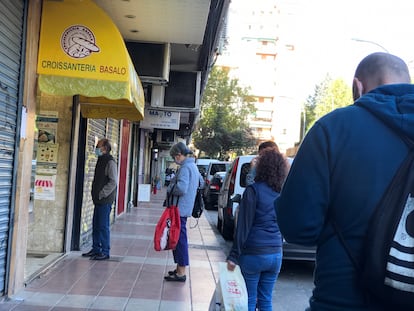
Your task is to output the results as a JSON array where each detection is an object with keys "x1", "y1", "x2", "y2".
[{"x1": 164, "y1": 142, "x2": 203, "y2": 282}]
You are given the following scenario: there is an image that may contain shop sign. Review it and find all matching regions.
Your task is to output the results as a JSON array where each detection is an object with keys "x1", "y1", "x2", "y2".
[{"x1": 140, "y1": 109, "x2": 180, "y2": 130}]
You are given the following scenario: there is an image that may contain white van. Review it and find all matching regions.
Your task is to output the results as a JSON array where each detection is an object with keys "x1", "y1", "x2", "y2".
[
  {"x1": 217, "y1": 154, "x2": 316, "y2": 261},
  {"x1": 217, "y1": 155, "x2": 255, "y2": 240},
  {"x1": 196, "y1": 158, "x2": 219, "y2": 177}
]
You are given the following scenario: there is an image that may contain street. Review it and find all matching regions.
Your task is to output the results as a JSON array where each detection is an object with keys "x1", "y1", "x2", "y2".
[{"x1": 204, "y1": 209, "x2": 314, "y2": 310}]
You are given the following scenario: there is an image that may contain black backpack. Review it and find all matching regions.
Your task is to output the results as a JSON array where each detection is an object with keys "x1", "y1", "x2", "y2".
[
  {"x1": 192, "y1": 185, "x2": 204, "y2": 219},
  {"x1": 332, "y1": 134, "x2": 414, "y2": 310}
]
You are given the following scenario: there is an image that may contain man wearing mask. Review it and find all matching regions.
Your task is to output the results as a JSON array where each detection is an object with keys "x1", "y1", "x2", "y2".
[
  {"x1": 82, "y1": 138, "x2": 117, "y2": 260},
  {"x1": 164, "y1": 142, "x2": 203, "y2": 282}
]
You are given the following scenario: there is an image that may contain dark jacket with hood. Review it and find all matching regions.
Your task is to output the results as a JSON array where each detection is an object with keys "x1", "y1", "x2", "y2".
[{"x1": 275, "y1": 84, "x2": 414, "y2": 311}]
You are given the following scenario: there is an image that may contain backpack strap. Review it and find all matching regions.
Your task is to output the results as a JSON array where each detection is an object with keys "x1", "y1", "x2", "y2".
[
  {"x1": 190, "y1": 169, "x2": 204, "y2": 229},
  {"x1": 167, "y1": 184, "x2": 179, "y2": 207},
  {"x1": 329, "y1": 127, "x2": 414, "y2": 274},
  {"x1": 328, "y1": 141, "x2": 414, "y2": 311},
  {"x1": 329, "y1": 215, "x2": 361, "y2": 272}
]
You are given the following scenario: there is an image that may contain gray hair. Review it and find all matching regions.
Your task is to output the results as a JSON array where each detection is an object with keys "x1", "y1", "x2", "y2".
[{"x1": 169, "y1": 142, "x2": 193, "y2": 157}]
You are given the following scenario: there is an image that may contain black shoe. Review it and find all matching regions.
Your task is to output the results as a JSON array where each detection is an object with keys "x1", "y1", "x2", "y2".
[
  {"x1": 168, "y1": 269, "x2": 177, "y2": 276},
  {"x1": 164, "y1": 272, "x2": 186, "y2": 282},
  {"x1": 82, "y1": 250, "x2": 97, "y2": 257},
  {"x1": 90, "y1": 253, "x2": 110, "y2": 261}
]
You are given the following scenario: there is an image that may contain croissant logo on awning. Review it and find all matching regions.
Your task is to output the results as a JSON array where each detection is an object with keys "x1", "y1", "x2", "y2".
[
  {"x1": 37, "y1": 0, "x2": 145, "y2": 121},
  {"x1": 61, "y1": 25, "x2": 100, "y2": 58}
]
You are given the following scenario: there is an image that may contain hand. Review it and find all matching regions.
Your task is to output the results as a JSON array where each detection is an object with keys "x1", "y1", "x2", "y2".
[{"x1": 227, "y1": 260, "x2": 236, "y2": 271}]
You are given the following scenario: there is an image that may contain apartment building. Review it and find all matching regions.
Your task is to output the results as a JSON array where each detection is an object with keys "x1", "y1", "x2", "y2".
[{"x1": 217, "y1": 0, "x2": 302, "y2": 153}]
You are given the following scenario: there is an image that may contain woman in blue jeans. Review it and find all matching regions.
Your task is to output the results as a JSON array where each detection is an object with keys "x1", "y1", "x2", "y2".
[{"x1": 227, "y1": 147, "x2": 288, "y2": 310}]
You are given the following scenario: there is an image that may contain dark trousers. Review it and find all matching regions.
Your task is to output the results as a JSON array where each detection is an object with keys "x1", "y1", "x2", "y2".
[
  {"x1": 173, "y1": 217, "x2": 189, "y2": 266},
  {"x1": 92, "y1": 203, "x2": 112, "y2": 256}
]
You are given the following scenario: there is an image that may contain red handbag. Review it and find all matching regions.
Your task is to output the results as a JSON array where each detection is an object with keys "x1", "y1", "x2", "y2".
[{"x1": 154, "y1": 193, "x2": 181, "y2": 251}]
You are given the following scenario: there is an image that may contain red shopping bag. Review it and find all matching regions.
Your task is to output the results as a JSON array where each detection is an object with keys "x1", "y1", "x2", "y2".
[{"x1": 154, "y1": 195, "x2": 180, "y2": 251}]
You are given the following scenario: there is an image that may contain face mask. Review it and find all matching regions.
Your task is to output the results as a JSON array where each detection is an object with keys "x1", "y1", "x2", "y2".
[
  {"x1": 174, "y1": 155, "x2": 182, "y2": 165},
  {"x1": 95, "y1": 148, "x2": 103, "y2": 157}
]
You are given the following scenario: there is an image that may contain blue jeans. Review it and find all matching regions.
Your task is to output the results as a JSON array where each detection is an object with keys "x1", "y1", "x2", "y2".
[
  {"x1": 239, "y1": 252, "x2": 283, "y2": 311},
  {"x1": 173, "y1": 217, "x2": 189, "y2": 266},
  {"x1": 92, "y1": 203, "x2": 112, "y2": 256}
]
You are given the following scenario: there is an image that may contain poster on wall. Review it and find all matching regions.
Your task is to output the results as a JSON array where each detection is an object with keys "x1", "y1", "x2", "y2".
[
  {"x1": 37, "y1": 111, "x2": 58, "y2": 143},
  {"x1": 37, "y1": 143, "x2": 59, "y2": 164},
  {"x1": 34, "y1": 174, "x2": 56, "y2": 201},
  {"x1": 35, "y1": 111, "x2": 59, "y2": 200}
]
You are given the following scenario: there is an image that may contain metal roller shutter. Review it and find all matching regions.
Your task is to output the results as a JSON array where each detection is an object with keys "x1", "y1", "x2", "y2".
[
  {"x1": 80, "y1": 119, "x2": 106, "y2": 246},
  {"x1": 0, "y1": 0, "x2": 24, "y2": 294}
]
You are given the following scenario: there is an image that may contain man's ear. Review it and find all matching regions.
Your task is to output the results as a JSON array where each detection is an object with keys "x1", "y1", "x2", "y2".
[{"x1": 352, "y1": 77, "x2": 363, "y2": 101}]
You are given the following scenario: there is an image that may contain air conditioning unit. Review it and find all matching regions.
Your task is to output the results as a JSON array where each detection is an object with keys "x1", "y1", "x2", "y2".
[
  {"x1": 164, "y1": 71, "x2": 201, "y2": 109},
  {"x1": 126, "y1": 42, "x2": 170, "y2": 85},
  {"x1": 151, "y1": 85, "x2": 165, "y2": 108},
  {"x1": 157, "y1": 130, "x2": 175, "y2": 143}
]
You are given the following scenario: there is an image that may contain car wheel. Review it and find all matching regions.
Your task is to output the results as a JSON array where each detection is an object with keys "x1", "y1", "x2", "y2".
[{"x1": 222, "y1": 214, "x2": 234, "y2": 241}]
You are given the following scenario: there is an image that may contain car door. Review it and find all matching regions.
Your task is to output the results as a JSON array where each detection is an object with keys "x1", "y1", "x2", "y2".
[{"x1": 217, "y1": 160, "x2": 235, "y2": 229}]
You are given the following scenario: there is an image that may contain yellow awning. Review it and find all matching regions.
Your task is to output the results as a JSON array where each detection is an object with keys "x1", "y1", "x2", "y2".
[{"x1": 37, "y1": 0, "x2": 144, "y2": 121}]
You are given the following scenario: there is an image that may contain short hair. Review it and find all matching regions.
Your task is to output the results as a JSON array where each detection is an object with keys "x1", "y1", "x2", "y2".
[
  {"x1": 99, "y1": 138, "x2": 112, "y2": 153},
  {"x1": 170, "y1": 142, "x2": 193, "y2": 157},
  {"x1": 354, "y1": 52, "x2": 410, "y2": 85}
]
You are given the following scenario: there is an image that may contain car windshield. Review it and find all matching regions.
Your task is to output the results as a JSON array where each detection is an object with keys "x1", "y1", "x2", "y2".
[
  {"x1": 211, "y1": 163, "x2": 228, "y2": 175},
  {"x1": 197, "y1": 165, "x2": 209, "y2": 175}
]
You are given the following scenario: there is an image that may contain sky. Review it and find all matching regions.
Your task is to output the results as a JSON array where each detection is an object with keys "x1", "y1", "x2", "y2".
[{"x1": 276, "y1": 0, "x2": 414, "y2": 101}]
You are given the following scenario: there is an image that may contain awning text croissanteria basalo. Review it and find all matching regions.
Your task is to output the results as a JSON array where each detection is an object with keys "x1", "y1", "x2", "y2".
[{"x1": 37, "y1": 0, "x2": 145, "y2": 121}]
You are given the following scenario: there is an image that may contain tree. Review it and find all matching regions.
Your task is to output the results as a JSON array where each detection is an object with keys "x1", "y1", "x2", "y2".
[
  {"x1": 303, "y1": 75, "x2": 353, "y2": 135},
  {"x1": 192, "y1": 67, "x2": 257, "y2": 159}
]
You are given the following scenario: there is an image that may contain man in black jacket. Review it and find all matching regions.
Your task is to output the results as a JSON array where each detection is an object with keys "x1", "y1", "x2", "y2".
[{"x1": 82, "y1": 138, "x2": 117, "y2": 260}]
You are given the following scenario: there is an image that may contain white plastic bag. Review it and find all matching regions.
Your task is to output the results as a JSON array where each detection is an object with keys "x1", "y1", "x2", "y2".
[
  {"x1": 209, "y1": 262, "x2": 248, "y2": 311},
  {"x1": 208, "y1": 280, "x2": 223, "y2": 311}
]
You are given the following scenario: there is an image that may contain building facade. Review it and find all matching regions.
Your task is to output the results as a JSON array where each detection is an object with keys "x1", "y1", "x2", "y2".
[
  {"x1": 0, "y1": 0, "x2": 228, "y2": 297},
  {"x1": 216, "y1": 0, "x2": 302, "y2": 153}
]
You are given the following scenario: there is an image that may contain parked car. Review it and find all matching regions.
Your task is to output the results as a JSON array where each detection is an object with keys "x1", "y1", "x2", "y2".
[
  {"x1": 196, "y1": 158, "x2": 219, "y2": 178},
  {"x1": 282, "y1": 241, "x2": 316, "y2": 261},
  {"x1": 217, "y1": 155, "x2": 255, "y2": 240},
  {"x1": 232, "y1": 192, "x2": 316, "y2": 261},
  {"x1": 218, "y1": 155, "x2": 316, "y2": 261},
  {"x1": 203, "y1": 161, "x2": 230, "y2": 198},
  {"x1": 204, "y1": 171, "x2": 227, "y2": 210}
]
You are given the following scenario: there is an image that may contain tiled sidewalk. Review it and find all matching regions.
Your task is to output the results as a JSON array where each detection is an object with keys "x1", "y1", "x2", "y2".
[{"x1": 1, "y1": 188, "x2": 227, "y2": 311}]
